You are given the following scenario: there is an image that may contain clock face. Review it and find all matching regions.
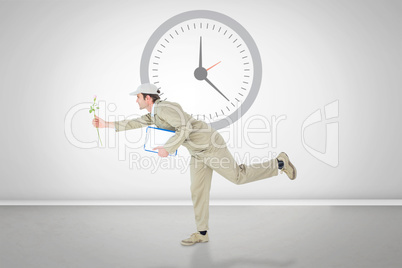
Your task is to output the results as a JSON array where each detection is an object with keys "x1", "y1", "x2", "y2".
[{"x1": 141, "y1": 10, "x2": 262, "y2": 130}]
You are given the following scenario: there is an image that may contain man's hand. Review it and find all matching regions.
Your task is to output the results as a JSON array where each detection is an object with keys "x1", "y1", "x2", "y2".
[
  {"x1": 92, "y1": 115, "x2": 109, "y2": 128},
  {"x1": 153, "y1": 146, "x2": 169, "y2": 157}
]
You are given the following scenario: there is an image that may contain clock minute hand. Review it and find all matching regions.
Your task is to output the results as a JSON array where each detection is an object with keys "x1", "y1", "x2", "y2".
[
  {"x1": 199, "y1": 36, "x2": 202, "y2": 67},
  {"x1": 196, "y1": 36, "x2": 228, "y2": 102},
  {"x1": 204, "y1": 77, "x2": 229, "y2": 101}
]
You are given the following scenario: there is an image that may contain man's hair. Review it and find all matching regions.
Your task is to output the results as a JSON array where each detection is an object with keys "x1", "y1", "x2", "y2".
[{"x1": 142, "y1": 89, "x2": 161, "y2": 102}]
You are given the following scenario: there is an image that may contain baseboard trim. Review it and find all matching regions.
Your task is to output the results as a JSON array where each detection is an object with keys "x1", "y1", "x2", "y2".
[{"x1": 1, "y1": 200, "x2": 401, "y2": 206}]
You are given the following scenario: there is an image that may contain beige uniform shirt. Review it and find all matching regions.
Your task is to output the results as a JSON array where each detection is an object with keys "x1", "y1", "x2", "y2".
[{"x1": 114, "y1": 99, "x2": 221, "y2": 155}]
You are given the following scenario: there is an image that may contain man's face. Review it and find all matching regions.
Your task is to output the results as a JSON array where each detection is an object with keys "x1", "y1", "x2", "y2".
[{"x1": 136, "y1": 93, "x2": 146, "y2": 109}]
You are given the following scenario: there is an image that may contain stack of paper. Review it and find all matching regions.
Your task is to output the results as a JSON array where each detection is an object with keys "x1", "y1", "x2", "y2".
[{"x1": 144, "y1": 126, "x2": 177, "y2": 156}]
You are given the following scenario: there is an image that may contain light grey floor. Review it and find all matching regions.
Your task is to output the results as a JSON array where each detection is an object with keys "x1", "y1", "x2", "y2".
[{"x1": 1, "y1": 206, "x2": 401, "y2": 268}]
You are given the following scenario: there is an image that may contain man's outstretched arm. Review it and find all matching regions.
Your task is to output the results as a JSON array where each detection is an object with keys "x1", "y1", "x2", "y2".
[
  {"x1": 92, "y1": 114, "x2": 152, "y2": 132},
  {"x1": 92, "y1": 115, "x2": 115, "y2": 129}
]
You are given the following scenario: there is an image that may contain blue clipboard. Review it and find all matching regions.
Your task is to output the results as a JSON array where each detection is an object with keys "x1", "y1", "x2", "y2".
[{"x1": 144, "y1": 126, "x2": 178, "y2": 156}]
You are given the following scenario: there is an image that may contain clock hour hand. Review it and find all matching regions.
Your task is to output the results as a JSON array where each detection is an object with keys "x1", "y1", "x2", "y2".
[{"x1": 204, "y1": 77, "x2": 229, "y2": 101}]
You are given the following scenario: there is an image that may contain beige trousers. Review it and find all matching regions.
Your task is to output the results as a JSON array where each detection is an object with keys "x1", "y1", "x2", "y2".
[{"x1": 189, "y1": 134, "x2": 279, "y2": 231}]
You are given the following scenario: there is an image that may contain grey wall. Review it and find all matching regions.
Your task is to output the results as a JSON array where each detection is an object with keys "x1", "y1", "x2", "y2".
[{"x1": 0, "y1": 0, "x2": 401, "y2": 201}]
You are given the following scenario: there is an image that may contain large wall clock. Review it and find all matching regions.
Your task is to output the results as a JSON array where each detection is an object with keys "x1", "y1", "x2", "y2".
[{"x1": 140, "y1": 10, "x2": 262, "y2": 130}]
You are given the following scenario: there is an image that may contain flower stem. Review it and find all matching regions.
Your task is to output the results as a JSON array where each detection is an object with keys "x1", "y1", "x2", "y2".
[
  {"x1": 97, "y1": 128, "x2": 103, "y2": 146},
  {"x1": 93, "y1": 113, "x2": 103, "y2": 146}
]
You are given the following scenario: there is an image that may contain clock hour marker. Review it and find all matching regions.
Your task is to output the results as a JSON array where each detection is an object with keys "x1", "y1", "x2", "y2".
[
  {"x1": 200, "y1": 23, "x2": 202, "y2": 28},
  {"x1": 242, "y1": 56, "x2": 247, "y2": 59},
  {"x1": 238, "y1": 93, "x2": 243, "y2": 96},
  {"x1": 244, "y1": 62, "x2": 249, "y2": 65},
  {"x1": 175, "y1": 30, "x2": 178, "y2": 35},
  {"x1": 241, "y1": 87, "x2": 247, "y2": 90},
  {"x1": 229, "y1": 34, "x2": 232, "y2": 39},
  {"x1": 164, "y1": 38, "x2": 169, "y2": 43},
  {"x1": 154, "y1": 81, "x2": 159, "y2": 84},
  {"x1": 152, "y1": 69, "x2": 158, "y2": 71},
  {"x1": 218, "y1": 27, "x2": 221, "y2": 32},
  {"x1": 194, "y1": 23, "x2": 196, "y2": 29},
  {"x1": 244, "y1": 75, "x2": 249, "y2": 77},
  {"x1": 231, "y1": 102, "x2": 235, "y2": 107},
  {"x1": 154, "y1": 56, "x2": 160, "y2": 59},
  {"x1": 187, "y1": 24, "x2": 190, "y2": 30},
  {"x1": 212, "y1": 25, "x2": 215, "y2": 30},
  {"x1": 226, "y1": 106, "x2": 230, "y2": 111},
  {"x1": 240, "y1": 50, "x2": 245, "y2": 53},
  {"x1": 210, "y1": 114, "x2": 212, "y2": 119},
  {"x1": 159, "y1": 93, "x2": 164, "y2": 96},
  {"x1": 160, "y1": 44, "x2": 165, "y2": 48},
  {"x1": 243, "y1": 81, "x2": 248, "y2": 84},
  {"x1": 170, "y1": 34, "x2": 174, "y2": 39},
  {"x1": 221, "y1": 109, "x2": 224, "y2": 115},
  {"x1": 206, "y1": 23, "x2": 208, "y2": 29},
  {"x1": 181, "y1": 27, "x2": 184, "y2": 32},
  {"x1": 215, "y1": 112, "x2": 218, "y2": 117},
  {"x1": 237, "y1": 44, "x2": 242, "y2": 48},
  {"x1": 153, "y1": 75, "x2": 158, "y2": 77},
  {"x1": 244, "y1": 69, "x2": 250, "y2": 71},
  {"x1": 157, "y1": 50, "x2": 162, "y2": 53},
  {"x1": 224, "y1": 30, "x2": 227, "y2": 35},
  {"x1": 153, "y1": 62, "x2": 158, "y2": 65},
  {"x1": 233, "y1": 39, "x2": 237, "y2": 43},
  {"x1": 235, "y1": 98, "x2": 240, "y2": 102}
]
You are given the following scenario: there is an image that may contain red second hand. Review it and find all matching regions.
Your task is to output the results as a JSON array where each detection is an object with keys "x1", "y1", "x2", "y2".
[{"x1": 206, "y1": 61, "x2": 221, "y2": 71}]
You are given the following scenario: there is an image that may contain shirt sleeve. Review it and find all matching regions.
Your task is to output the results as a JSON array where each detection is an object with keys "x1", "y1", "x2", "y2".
[
  {"x1": 158, "y1": 104, "x2": 192, "y2": 154},
  {"x1": 114, "y1": 113, "x2": 152, "y2": 132}
]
